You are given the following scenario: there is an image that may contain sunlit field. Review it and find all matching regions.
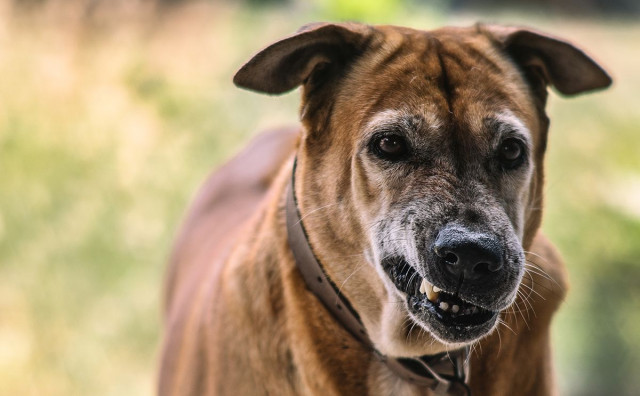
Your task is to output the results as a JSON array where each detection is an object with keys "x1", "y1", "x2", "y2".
[{"x1": 0, "y1": 1, "x2": 638, "y2": 395}]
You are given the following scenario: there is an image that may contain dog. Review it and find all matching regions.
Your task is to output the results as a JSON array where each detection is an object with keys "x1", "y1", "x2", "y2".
[{"x1": 158, "y1": 22, "x2": 611, "y2": 395}]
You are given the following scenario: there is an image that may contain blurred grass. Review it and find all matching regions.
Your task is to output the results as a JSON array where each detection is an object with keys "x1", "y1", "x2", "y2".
[{"x1": 0, "y1": 1, "x2": 638, "y2": 395}]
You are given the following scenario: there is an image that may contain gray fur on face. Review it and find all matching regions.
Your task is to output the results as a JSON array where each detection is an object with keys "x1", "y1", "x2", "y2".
[{"x1": 362, "y1": 108, "x2": 531, "y2": 342}]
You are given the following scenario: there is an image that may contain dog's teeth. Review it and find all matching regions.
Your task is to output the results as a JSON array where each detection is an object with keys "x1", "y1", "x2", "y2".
[
  {"x1": 439, "y1": 302, "x2": 449, "y2": 311},
  {"x1": 433, "y1": 286, "x2": 441, "y2": 293},
  {"x1": 419, "y1": 279, "x2": 426, "y2": 294},
  {"x1": 451, "y1": 305, "x2": 459, "y2": 313},
  {"x1": 424, "y1": 282, "x2": 439, "y2": 302}
]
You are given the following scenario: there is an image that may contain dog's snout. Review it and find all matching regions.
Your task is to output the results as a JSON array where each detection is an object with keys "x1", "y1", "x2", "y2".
[{"x1": 434, "y1": 227, "x2": 504, "y2": 283}]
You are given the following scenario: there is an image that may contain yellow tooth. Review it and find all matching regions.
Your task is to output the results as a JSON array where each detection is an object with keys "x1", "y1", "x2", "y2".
[
  {"x1": 419, "y1": 279, "x2": 440, "y2": 302},
  {"x1": 433, "y1": 286, "x2": 441, "y2": 293},
  {"x1": 425, "y1": 282, "x2": 439, "y2": 302}
]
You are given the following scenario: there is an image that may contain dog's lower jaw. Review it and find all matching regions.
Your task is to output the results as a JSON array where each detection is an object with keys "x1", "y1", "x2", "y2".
[
  {"x1": 368, "y1": 291, "x2": 499, "y2": 359},
  {"x1": 377, "y1": 259, "x2": 511, "y2": 346}
]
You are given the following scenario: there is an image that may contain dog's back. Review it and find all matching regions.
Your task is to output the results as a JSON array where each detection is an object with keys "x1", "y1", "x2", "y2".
[{"x1": 159, "y1": 126, "x2": 298, "y2": 393}]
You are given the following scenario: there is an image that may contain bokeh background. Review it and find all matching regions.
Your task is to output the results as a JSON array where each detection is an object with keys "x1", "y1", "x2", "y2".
[{"x1": 0, "y1": 0, "x2": 638, "y2": 395}]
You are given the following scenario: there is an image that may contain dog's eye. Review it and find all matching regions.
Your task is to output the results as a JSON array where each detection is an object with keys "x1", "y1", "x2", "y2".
[
  {"x1": 372, "y1": 134, "x2": 409, "y2": 161},
  {"x1": 498, "y1": 138, "x2": 526, "y2": 169}
]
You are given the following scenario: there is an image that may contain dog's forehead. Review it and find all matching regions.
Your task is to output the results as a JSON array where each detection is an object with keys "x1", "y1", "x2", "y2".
[{"x1": 337, "y1": 25, "x2": 539, "y2": 141}]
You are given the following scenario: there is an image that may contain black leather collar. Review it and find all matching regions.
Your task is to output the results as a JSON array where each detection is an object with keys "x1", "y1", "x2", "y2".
[{"x1": 285, "y1": 159, "x2": 471, "y2": 395}]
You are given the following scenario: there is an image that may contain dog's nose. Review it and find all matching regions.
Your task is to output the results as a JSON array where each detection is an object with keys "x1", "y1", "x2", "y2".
[{"x1": 434, "y1": 227, "x2": 504, "y2": 282}]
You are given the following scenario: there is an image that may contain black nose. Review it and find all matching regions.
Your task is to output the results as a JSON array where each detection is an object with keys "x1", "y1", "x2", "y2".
[{"x1": 434, "y1": 227, "x2": 504, "y2": 282}]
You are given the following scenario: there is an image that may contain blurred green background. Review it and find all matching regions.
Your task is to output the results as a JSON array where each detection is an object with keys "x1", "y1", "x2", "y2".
[{"x1": 0, "y1": 0, "x2": 638, "y2": 395}]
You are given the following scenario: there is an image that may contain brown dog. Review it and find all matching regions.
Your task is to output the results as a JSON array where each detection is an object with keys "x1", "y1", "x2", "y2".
[{"x1": 158, "y1": 23, "x2": 611, "y2": 395}]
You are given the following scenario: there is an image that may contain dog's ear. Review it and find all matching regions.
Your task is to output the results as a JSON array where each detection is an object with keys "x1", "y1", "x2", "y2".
[
  {"x1": 484, "y1": 25, "x2": 612, "y2": 96},
  {"x1": 233, "y1": 23, "x2": 372, "y2": 95}
]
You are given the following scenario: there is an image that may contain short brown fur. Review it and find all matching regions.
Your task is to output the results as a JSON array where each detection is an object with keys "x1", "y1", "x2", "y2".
[{"x1": 159, "y1": 23, "x2": 610, "y2": 395}]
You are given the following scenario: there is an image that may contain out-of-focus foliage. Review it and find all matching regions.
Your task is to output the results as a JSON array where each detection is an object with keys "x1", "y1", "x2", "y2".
[
  {"x1": 449, "y1": 0, "x2": 640, "y2": 15},
  {"x1": 0, "y1": 1, "x2": 637, "y2": 395},
  {"x1": 316, "y1": 0, "x2": 403, "y2": 21}
]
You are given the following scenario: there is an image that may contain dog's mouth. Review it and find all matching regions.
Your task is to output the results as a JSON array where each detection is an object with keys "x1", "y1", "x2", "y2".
[{"x1": 382, "y1": 257, "x2": 499, "y2": 342}]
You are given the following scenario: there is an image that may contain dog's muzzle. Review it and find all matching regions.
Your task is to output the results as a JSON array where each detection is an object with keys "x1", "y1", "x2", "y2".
[{"x1": 382, "y1": 223, "x2": 523, "y2": 343}]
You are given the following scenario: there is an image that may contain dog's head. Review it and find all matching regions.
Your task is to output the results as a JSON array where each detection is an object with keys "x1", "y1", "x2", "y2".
[{"x1": 235, "y1": 23, "x2": 610, "y2": 355}]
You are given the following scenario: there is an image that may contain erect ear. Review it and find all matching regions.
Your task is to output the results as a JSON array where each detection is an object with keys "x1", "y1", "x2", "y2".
[
  {"x1": 484, "y1": 25, "x2": 612, "y2": 96},
  {"x1": 233, "y1": 22, "x2": 372, "y2": 95}
]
